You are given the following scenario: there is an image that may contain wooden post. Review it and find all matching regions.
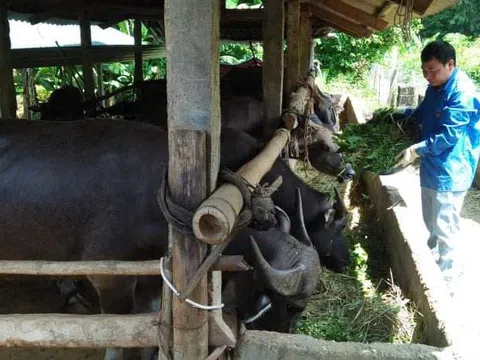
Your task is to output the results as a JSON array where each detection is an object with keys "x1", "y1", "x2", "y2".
[
  {"x1": 165, "y1": 0, "x2": 220, "y2": 359},
  {"x1": 299, "y1": 9, "x2": 312, "y2": 78},
  {"x1": 80, "y1": 17, "x2": 95, "y2": 107},
  {"x1": 285, "y1": 0, "x2": 301, "y2": 97},
  {"x1": 0, "y1": 0, "x2": 17, "y2": 118},
  {"x1": 22, "y1": 68, "x2": 36, "y2": 119},
  {"x1": 262, "y1": 0, "x2": 285, "y2": 139},
  {"x1": 134, "y1": 19, "x2": 143, "y2": 102},
  {"x1": 95, "y1": 63, "x2": 107, "y2": 108}
]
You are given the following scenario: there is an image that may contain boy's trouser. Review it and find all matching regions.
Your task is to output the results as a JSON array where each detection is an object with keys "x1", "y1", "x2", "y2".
[{"x1": 421, "y1": 187, "x2": 467, "y2": 271}]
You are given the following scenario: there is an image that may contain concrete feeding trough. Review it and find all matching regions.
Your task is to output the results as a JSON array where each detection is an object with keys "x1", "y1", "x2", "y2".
[{"x1": 361, "y1": 168, "x2": 480, "y2": 360}]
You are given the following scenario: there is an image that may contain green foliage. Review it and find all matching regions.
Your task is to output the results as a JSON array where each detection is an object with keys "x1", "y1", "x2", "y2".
[
  {"x1": 314, "y1": 27, "x2": 405, "y2": 82},
  {"x1": 421, "y1": 0, "x2": 480, "y2": 38},
  {"x1": 226, "y1": 0, "x2": 262, "y2": 9},
  {"x1": 334, "y1": 108, "x2": 416, "y2": 174},
  {"x1": 220, "y1": 42, "x2": 263, "y2": 64}
]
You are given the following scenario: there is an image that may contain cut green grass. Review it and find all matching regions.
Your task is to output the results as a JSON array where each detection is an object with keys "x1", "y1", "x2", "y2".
[
  {"x1": 294, "y1": 163, "x2": 424, "y2": 344},
  {"x1": 335, "y1": 108, "x2": 417, "y2": 175}
]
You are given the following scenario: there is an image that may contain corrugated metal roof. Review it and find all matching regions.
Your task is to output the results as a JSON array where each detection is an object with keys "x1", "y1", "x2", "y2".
[{"x1": 8, "y1": 17, "x2": 134, "y2": 49}]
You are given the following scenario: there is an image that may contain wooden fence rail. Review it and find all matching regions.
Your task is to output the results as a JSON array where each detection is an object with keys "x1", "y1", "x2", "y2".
[
  {"x1": 0, "y1": 313, "x2": 158, "y2": 348},
  {"x1": 0, "y1": 256, "x2": 250, "y2": 276}
]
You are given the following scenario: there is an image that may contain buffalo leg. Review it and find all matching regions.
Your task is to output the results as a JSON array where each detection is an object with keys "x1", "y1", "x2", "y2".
[{"x1": 88, "y1": 275, "x2": 137, "y2": 360}]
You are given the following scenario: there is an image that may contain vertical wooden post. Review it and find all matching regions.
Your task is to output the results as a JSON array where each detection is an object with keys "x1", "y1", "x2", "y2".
[
  {"x1": 80, "y1": 17, "x2": 95, "y2": 107},
  {"x1": 285, "y1": 0, "x2": 300, "y2": 97},
  {"x1": 95, "y1": 64, "x2": 107, "y2": 109},
  {"x1": 165, "y1": 0, "x2": 220, "y2": 359},
  {"x1": 0, "y1": 0, "x2": 17, "y2": 118},
  {"x1": 22, "y1": 68, "x2": 36, "y2": 119},
  {"x1": 134, "y1": 19, "x2": 143, "y2": 102},
  {"x1": 299, "y1": 9, "x2": 312, "y2": 79},
  {"x1": 262, "y1": 0, "x2": 284, "y2": 139}
]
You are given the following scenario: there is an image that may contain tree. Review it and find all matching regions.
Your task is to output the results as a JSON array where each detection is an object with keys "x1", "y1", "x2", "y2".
[{"x1": 421, "y1": 0, "x2": 480, "y2": 38}]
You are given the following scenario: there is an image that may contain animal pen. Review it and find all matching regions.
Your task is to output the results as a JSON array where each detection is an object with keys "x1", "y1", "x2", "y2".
[{"x1": 0, "y1": 1, "x2": 465, "y2": 360}]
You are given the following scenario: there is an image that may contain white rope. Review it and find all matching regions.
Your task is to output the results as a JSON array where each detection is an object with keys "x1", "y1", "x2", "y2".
[
  {"x1": 159, "y1": 257, "x2": 224, "y2": 311},
  {"x1": 244, "y1": 303, "x2": 273, "y2": 324}
]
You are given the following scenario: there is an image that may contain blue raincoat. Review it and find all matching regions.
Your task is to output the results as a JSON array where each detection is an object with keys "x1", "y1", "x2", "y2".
[{"x1": 405, "y1": 68, "x2": 480, "y2": 191}]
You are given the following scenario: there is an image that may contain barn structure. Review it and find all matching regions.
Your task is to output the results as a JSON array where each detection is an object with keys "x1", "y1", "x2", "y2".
[{"x1": 0, "y1": 1, "x2": 461, "y2": 360}]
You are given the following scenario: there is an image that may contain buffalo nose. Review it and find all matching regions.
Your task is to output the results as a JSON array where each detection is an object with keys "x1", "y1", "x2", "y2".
[{"x1": 338, "y1": 163, "x2": 355, "y2": 182}]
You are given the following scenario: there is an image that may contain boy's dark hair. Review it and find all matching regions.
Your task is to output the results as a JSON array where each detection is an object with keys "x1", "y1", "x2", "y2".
[{"x1": 421, "y1": 40, "x2": 456, "y2": 65}]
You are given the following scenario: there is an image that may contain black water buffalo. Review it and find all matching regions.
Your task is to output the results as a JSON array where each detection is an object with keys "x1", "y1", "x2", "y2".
[
  {"x1": 222, "y1": 128, "x2": 350, "y2": 271},
  {"x1": 30, "y1": 85, "x2": 85, "y2": 121},
  {"x1": 0, "y1": 118, "x2": 346, "y2": 358}
]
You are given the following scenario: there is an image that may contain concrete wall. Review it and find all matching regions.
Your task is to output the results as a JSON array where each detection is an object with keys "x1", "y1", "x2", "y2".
[{"x1": 234, "y1": 331, "x2": 451, "y2": 360}]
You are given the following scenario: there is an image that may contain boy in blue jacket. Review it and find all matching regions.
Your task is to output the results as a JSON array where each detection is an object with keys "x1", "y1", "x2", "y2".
[{"x1": 394, "y1": 40, "x2": 480, "y2": 290}]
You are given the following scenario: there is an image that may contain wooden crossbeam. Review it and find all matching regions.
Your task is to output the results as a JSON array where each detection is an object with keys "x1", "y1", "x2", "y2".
[
  {"x1": 388, "y1": 0, "x2": 434, "y2": 15},
  {"x1": 310, "y1": 0, "x2": 388, "y2": 30},
  {"x1": 28, "y1": 3, "x2": 165, "y2": 24},
  {"x1": 376, "y1": 1, "x2": 397, "y2": 18},
  {"x1": 309, "y1": 5, "x2": 371, "y2": 38}
]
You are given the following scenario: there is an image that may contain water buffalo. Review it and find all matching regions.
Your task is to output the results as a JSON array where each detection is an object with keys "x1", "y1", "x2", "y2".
[
  {"x1": 221, "y1": 128, "x2": 350, "y2": 271},
  {"x1": 0, "y1": 118, "x2": 346, "y2": 359},
  {"x1": 30, "y1": 85, "x2": 85, "y2": 121}
]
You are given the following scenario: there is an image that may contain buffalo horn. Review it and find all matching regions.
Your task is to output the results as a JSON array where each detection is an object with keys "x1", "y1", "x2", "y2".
[
  {"x1": 274, "y1": 206, "x2": 291, "y2": 234},
  {"x1": 333, "y1": 187, "x2": 348, "y2": 218},
  {"x1": 293, "y1": 188, "x2": 313, "y2": 247},
  {"x1": 250, "y1": 236, "x2": 305, "y2": 297}
]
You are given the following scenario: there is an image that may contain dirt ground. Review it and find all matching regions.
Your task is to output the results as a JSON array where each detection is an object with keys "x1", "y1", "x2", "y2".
[{"x1": 0, "y1": 277, "x2": 103, "y2": 360}]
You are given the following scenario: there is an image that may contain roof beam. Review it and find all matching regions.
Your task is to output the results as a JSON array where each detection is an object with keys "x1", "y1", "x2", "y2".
[
  {"x1": 308, "y1": 4, "x2": 371, "y2": 37},
  {"x1": 28, "y1": 3, "x2": 165, "y2": 24},
  {"x1": 376, "y1": 2, "x2": 397, "y2": 18},
  {"x1": 387, "y1": 0, "x2": 434, "y2": 15},
  {"x1": 310, "y1": 0, "x2": 388, "y2": 30}
]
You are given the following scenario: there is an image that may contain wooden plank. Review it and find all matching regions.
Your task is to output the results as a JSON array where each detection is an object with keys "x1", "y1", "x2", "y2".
[
  {"x1": 285, "y1": 0, "x2": 301, "y2": 97},
  {"x1": 80, "y1": 17, "x2": 95, "y2": 104},
  {"x1": 309, "y1": 5, "x2": 371, "y2": 37},
  {"x1": 10, "y1": 45, "x2": 166, "y2": 69},
  {"x1": 310, "y1": 0, "x2": 388, "y2": 30},
  {"x1": 165, "y1": 0, "x2": 221, "y2": 358},
  {"x1": 0, "y1": 0, "x2": 17, "y2": 118},
  {"x1": 0, "y1": 313, "x2": 158, "y2": 348},
  {"x1": 262, "y1": 0, "x2": 284, "y2": 139}
]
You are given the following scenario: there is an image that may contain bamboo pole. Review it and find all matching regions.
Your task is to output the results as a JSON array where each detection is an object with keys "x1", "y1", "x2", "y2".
[
  {"x1": 0, "y1": 257, "x2": 249, "y2": 276},
  {"x1": 0, "y1": 313, "x2": 158, "y2": 348},
  {"x1": 192, "y1": 128, "x2": 291, "y2": 244},
  {"x1": 281, "y1": 71, "x2": 316, "y2": 130}
]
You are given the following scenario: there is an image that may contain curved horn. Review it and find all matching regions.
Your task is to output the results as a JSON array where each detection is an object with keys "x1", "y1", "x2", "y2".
[
  {"x1": 293, "y1": 188, "x2": 313, "y2": 247},
  {"x1": 250, "y1": 236, "x2": 305, "y2": 297},
  {"x1": 333, "y1": 187, "x2": 348, "y2": 218},
  {"x1": 274, "y1": 206, "x2": 291, "y2": 234}
]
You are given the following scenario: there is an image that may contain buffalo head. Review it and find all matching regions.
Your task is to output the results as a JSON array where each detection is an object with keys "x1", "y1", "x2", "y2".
[
  {"x1": 305, "y1": 187, "x2": 350, "y2": 272},
  {"x1": 224, "y1": 191, "x2": 320, "y2": 333},
  {"x1": 293, "y1": 123, "x2": 355, "y2": 182}
]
